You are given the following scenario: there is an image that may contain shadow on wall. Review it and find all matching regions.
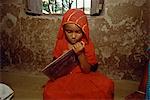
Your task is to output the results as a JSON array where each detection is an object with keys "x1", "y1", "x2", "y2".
[
  {"x1": 99, "y1": 48, "x2": 149, "y2": 81},
  {"x1": 1, "y1": 31, "x2": 34, "y2": 67}
]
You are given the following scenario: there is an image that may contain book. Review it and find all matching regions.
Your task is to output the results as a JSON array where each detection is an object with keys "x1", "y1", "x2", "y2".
[{"x1": 42, "y1": 49, "x2": 79, "y2": 80}]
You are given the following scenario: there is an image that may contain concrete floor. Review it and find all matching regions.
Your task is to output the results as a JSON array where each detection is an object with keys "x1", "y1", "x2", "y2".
[{"x1": 1, "y1": 71, "x2": 139, "y2": 100}]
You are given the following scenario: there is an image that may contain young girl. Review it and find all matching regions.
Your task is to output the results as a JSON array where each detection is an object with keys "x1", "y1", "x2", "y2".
[{"x1": 43, "y1": 9, "x2": 114, "y2": 100}]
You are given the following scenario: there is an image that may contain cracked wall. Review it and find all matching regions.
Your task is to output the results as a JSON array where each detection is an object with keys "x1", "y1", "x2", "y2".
[{"x1": 1, "y1": 0, "x2": 149, "y2": 80}]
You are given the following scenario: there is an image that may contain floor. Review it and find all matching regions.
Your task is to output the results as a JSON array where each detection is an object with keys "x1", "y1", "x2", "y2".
[{"x1": 1, "y1": 71, "x2": 139, "y2": 100}]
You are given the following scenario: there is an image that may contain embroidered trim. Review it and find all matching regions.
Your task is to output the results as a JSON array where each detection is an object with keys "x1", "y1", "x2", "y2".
[
  {"x1": 75, "y1": 15, "x2": 86, "y2": 23},
  {"x1": 82, "y1": 24, "x2": 87, "y2": 32},
  {"x1": 136, "y1": 90, "x2": 146, "y2": 94},
  {"x1": 67, "y1": 10, "x2": 78, "y2": 21}
]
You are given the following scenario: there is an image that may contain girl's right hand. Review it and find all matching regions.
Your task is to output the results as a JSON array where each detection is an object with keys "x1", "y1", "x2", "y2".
[{"x1": 69, "y1": 41, "x2": 85, "y2": 55}]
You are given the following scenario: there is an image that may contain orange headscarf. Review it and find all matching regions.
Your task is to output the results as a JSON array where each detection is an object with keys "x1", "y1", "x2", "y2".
[{"x1": 53, "y1": 9, "x2": 97, "y2": 65}]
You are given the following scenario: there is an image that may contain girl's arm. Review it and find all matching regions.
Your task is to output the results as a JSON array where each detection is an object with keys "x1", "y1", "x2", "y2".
[
  {"x1": 69, "y1": 42, "x2": 91, "y2": 73},
  {"x1": 78, "y1": 52, "x2": 91, "y2": 73}
]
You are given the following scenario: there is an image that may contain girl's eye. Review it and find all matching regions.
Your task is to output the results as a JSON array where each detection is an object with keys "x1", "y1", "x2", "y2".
[
  {"x1": 75, "y1": 31, "x2": 82, "y2": 34},
  {"x1": 65, "y1": 30, "x2": 82, "y2": 34},
  {"x1": 66, "y1": 30, "x2": 72, "y2": 33}
]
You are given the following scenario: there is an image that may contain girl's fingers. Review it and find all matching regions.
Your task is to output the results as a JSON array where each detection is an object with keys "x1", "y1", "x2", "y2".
[
  {"x1": 72, "y1": 45, "x2": 77, "y2": 53},
  {"x1": 68, "y1": 41, "x2": 85, "y2": 54},
  {"x1": 73, "y1": 42, "x2": 84, "y2": 53},
  {"x1": 81, "y1": 41, "x2": 85, "y2": 47}
]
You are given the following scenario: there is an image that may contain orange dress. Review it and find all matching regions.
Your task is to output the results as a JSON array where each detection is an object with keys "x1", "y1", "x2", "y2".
[{"x1": 43, "y1": 9, "x2": 114, "y2": 100}]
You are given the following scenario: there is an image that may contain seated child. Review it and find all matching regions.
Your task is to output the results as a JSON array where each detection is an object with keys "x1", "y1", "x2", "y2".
[{"x1": 43, "y1": 8, "x2": 114, "y2": 100}]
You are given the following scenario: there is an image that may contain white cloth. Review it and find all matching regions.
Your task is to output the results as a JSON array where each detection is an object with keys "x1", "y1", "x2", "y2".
[{"x1": 0, "y1": 83, "x2": 14, "y2": 100}]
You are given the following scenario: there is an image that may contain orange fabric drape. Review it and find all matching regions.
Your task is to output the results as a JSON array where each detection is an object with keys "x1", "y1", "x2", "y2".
[{"x1": 138, "y1": 62, "x2": 148, "y2": 92}]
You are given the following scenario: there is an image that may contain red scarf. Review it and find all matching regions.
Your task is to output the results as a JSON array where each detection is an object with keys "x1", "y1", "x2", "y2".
[{"x1": 53, "y1": 9, "x2": 97, "y2": 65}]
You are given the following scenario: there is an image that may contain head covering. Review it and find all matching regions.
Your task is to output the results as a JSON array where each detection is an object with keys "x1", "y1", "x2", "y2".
[
  {"x1": 53, "y1": 9, "x2": 97, "y2": 65},
  {"x1": 57, "y1": 9, "x2": 89, "y2": 41}
]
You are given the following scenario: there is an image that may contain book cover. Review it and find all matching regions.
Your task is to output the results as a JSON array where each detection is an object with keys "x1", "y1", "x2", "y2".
[{"x1": 42, "y1": 49, "x2": 79, "y2": 79}]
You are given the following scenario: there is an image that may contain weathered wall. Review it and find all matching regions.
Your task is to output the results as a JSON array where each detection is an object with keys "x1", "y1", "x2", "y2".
[
  {"x1": 1, "y1": 0, "x2": 149, "y2": 80},
  {"x1": 89, "y1": 0, "x2": 149, "y2": 80}
]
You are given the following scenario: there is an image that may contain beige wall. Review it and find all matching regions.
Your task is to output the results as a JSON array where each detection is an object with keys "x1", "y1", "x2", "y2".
[{"x1": 1, "y1": 0, "x2": 149, "y2": 80}]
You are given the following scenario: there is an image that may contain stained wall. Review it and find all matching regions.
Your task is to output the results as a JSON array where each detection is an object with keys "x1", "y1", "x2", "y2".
[{"x1": 1, "y1": 0, "x2": 149, "y2": 80}]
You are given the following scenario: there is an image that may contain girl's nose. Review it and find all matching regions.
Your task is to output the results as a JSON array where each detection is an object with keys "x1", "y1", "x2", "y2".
[{"x1": 72, "y1": 32, "x2": 76, "y2": 38}]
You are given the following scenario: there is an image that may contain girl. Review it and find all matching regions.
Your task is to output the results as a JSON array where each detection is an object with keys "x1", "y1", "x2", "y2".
[{"x1": 43, "y1": 9, "x2": 114, "y2": 100}]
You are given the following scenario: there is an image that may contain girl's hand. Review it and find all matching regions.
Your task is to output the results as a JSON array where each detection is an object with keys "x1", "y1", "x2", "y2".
[
  {"x1": 69, "y1": 41, "x2": 90, "y2": 73},
  {"x1": 70, "y1": 41, "x2": 85, "y2": 54}
]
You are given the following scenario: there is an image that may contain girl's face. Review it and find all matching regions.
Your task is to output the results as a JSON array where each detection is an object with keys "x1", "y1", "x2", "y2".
[{"x1": 63, "y1": 23, "x2": 83, "y2": 44}]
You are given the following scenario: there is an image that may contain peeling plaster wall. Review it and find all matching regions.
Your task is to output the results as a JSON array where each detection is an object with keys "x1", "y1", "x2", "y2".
[
  {"x1": 1, "y1": 0, "x2": 149, "y2": 80},
  {"x1": 1, "y1": 0, "x2": 61, "y2": 72},
  {"x1": 89, "y1": 0, "x2": 149, "y2": 80}
]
